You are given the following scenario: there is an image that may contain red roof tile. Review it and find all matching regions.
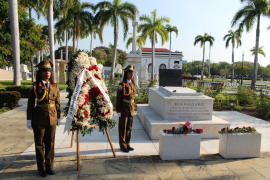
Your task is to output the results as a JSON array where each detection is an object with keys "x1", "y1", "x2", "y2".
[{"x1": 142, "y1": 48, "x2": 170, "y2": 52}]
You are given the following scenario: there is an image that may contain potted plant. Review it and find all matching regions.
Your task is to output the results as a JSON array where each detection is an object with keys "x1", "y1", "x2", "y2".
[
  {"x1": 159, "y1": 121, "x2": 203, "y2": 160},
  {"x1": 218, "y1": 126, "x2": 261, "y2": 158}
]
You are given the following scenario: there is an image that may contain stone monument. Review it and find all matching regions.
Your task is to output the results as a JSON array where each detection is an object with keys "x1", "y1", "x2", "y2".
[
  {"x1": 134, "y1": 71, "x2": 138, "y2": 85},
  {"x1": 55, "y1": 59, "x2": 68, "y2": 84},
  {"x1": 114, "y1": 64, "x2": 122, "y2": 74},
  {"x1": 137, "y1": 87, "x2": 231, "y2": 139},
  {"x1": 20, "y1": 64, "x2": 29, "y2": 80},
  {"x1": 125, "y1": 11, "x2": 148, "y2": 83}
]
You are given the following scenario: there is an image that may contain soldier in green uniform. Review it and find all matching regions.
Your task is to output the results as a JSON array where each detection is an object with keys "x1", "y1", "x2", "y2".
[
  {"x1": 116, "y1": 64, "x2": 136, "y2": 153},
  {"x1": 26, "y1": 60, "x2": 60, "y2": 177}
]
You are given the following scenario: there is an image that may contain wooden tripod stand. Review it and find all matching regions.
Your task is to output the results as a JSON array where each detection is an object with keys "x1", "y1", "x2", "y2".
[{"x1": 70, "y1": 124, "x2": 116, "y2": 170}]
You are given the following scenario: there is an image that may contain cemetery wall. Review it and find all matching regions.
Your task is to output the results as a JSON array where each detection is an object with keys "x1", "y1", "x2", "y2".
[{"x1": 0, "y1": 69, "x2": 13, "y2": 79}]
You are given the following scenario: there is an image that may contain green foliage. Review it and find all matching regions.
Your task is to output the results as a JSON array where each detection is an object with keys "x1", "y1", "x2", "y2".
[
  {"x1": 114, "y1": 73, "x2": 122, "y2": 78},
  {"x1": 258, "y1": 89, "x2": 270, "y2": 118},
  {"x1": 136, "y1": 82, "x2": 149, "y2": 104},
  {"x1": 106, "y1": 80, "x2": 119, "y2": 111},
  {"x1": 55, "y1": 46, "x2": 74, "y2": 60},
  {"x1": 218, "y1": 126, "x2": 257, "y2": 134},
  {"x1": 236, "y1": 86, "x2": 255, "y2": 105},
  {"x1": 204, "y1": 83, "x2": 224, "y2": 100},
  {"x1": 148, "y1": 80, "x2": 157, "y2": 87},
  {"x1": 0, "y1": 0, "x2": 43, "y2": 66},
  {"x1": 5, "y1": 85, "x2": 31, "y2": 98},
  {"x1": 92, "y1": 46, "x2": 128, "y2": 67},
  {"x1": 0, "y1": 91, "x2": 21, "y2": 109}
]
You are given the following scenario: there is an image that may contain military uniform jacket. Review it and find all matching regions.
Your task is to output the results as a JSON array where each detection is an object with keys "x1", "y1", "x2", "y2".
[
  {"x1": 27, "y1": 83, "x2": 60, "y2": 126},
  {"x1": 116, "y1": 81, "x2": 136, "y2": 116}
]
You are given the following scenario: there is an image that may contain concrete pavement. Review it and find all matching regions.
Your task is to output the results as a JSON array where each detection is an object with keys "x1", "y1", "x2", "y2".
[{"x1": 0, "y1": 90, "x2": 270, "y2": 179}]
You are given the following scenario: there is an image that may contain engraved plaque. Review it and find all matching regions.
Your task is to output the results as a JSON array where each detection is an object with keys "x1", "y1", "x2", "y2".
[{"x1": 159, "y1": 69, "x2": 182, "y2": 87}]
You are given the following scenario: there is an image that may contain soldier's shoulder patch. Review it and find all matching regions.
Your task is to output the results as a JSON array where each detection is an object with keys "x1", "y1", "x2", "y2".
[{"x1": 118, "y1": 85, "x2": 123, "y2": 90}]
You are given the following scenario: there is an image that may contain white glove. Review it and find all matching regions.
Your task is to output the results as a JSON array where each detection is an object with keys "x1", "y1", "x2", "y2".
[
  {"x1": 57, "y1": 118, "x2": 60, "y2": 126},
  {"x1": 27, "y1": 120, "x2": 32, "y2": 130},
  {"x1": 117, "y1": 113, "x2": 121, "y2": 117}
]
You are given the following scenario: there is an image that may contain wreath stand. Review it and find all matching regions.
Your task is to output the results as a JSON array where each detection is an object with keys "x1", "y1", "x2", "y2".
[{"x1": 70, "y1": 124, "x2": 116, "y2": 170}]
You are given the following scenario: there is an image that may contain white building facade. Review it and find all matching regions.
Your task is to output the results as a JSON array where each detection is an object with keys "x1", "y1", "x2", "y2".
[{"x1": 141, "y1": 48, "x2": 183, "y2": 74}]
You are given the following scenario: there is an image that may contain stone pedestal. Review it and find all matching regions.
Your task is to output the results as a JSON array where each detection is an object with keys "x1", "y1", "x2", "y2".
[
  {"x1": 159, "y1": 132, "x2": 200, "y2": 160},
  {"x1": 55, "y1": 60, "x2": 68, "y2": 84},
  {"x1": 21, "y1": 72, "x2": 28, "y2": 80},
  {"x1": 219, "y1": 133, "x2": 261, "y2": 158},
  {"x1": 126, "y1": 54, "x2": 147, "y2": 83},
  {"x1": 137, "y1": 87, "x2": 231, "y2": 139}
]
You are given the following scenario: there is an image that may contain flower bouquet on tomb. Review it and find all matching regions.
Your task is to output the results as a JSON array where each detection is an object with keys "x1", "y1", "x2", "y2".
[
  {"x1": 218, "y1": 126, "x2": 257, "y2": 134},
  {"x1": 163, "y1": 121, "x2": 203, "y2": 135}
]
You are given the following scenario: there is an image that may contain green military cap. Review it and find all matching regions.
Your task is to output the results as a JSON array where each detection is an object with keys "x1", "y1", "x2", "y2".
[
  {"x1": 124, "y1": 64, "x2": 135, "y2": 72},
  {"x1": 36, "y1": 60, "x2": 53, "y2": 71}
]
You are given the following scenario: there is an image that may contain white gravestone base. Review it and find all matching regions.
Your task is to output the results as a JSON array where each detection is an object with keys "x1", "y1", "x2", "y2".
[
  {"x1": 219, "y1": 133, "x2": 261, "y2": 158},
  {"x1": 159, "y1": 131, "x2": 200, "y2": 160}
]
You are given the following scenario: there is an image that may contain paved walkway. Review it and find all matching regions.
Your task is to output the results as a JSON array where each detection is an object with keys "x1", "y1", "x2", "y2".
[{"x1": 0, "y1": 90, "x2": 270, "y2": 179}]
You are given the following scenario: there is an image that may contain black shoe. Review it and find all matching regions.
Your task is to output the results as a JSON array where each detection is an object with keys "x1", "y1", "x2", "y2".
[
  {"x1": 39, "y1": 171, "x2": 47, "y2": 177},
  {"x1": 121, "y1": 148, "x2": 129, "y2": 153},
  {"x1": 46, "y1": 169, "x2": 55, "y2": 175},
  {"x1": 127, "y1": 147, "x2": 134, "y2": 151}
]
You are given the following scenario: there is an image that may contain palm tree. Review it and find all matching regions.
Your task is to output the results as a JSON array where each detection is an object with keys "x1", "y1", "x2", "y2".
[
  {"x1": 231, "y1": 0, "x2": 270, "y2": 87},
  {"x1": 194, "y1": 33, "x2": 215, "y2": 80},
  {"x1": 54, "y1": 28, "x2": 65, "y2": 60},
  {"x1": 8, "y1": 0, "x2": 20, "y2": 85},
  {"x1": 138, "y1": 9, "x2": 169, "y2": 80},
  {"x1": 165, "y1": 24, "x2": 178, "y2": 69},
  {"x1": 56, "y1": 0, "x2": 94, "y2": 53},
  {"x1": 94, "y1": 0, "x2": 138, "y2": 80},
  {"x1": 223, "y1": 29, "x2": 242, "y2": 82},
  {"x1": 125, "y1": 34, "x2": 146, "y2": 49},
  {"x1": 250, "y1": 46, "x2": 266, "y2": 57}
]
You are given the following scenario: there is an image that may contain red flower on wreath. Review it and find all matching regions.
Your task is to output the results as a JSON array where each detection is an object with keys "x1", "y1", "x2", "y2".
[
  {"x1": 84, "y1": 110, "x2": 89, "y2": 118},
  {"x1": 91, "y1": 87, "x2": 101, "y2": 97},
  {"x1": 172, "y1": 127, "x2": 176, "y2": 130},
  {"x1": 196, "y1": 129, "x2": 203, "y2": 133},
  {"x1": 163, "y1": 129, "x2": 167, "y2": 133},
  {"x1": 94, "y1": 74, "x2": 101, "y2": 80}
]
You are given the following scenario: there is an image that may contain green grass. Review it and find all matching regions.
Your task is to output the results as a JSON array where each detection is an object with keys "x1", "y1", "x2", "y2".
[
  {"x1": 0, "y1": 80, "x2": 67, "y2": 91},
  {"x1": 0, "y1": 107, "x2": 11, "y2": 114}
]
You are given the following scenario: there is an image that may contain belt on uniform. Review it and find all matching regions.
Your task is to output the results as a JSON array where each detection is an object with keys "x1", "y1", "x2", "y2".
[
  {"x1": 37, "y1": 104, "x2": 55, "y2": 108},
  {"x1": 123, "y1": 99, "x2": 134, "y2": 103}
]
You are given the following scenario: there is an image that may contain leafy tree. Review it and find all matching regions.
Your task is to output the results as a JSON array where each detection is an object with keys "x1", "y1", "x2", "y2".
[
  {"x1": 94, "y1": 0, "x2": 138, "y2": 80},
  {"x1": 194, "y1": 33, "x2": 215, "y2": 80},
  {"x1": 138, "y1": 9, "x2": 169, "y2": 80},
  {"x1": 0, "y1": 0, "x2": 43, "y2": 67},
  {"x1": 231, "y1": 0, "x2": 270, "y2": 87},
  {"x1": 165, "y1": 24, "x2": 178, "y2": 69},
  {"x1": 223, "y1": 29, "x2": 242, "y2": 82}
]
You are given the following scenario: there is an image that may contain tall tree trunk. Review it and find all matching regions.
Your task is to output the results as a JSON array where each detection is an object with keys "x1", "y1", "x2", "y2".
[
  {"x1": 76, "y1": 38, "x2": 78, "y2": 51},
  {"x1": 251, "y1": 15, "x2": 260, "y2": 88},
  {"x1": 151, "y1": 36, "x2": 155, "y2": 80},
  {"x1": 231, "y1": 44, "x2": 234, "y2": 83},
  {"x1": 48, "y1": 0, "x2": 55, "y2": 81},
  {"x1": 37, "y1": 51, "x2": 40, "y2": 64},
  {"x1": 29, "y1": 8, "x2": 34, "y2": 82},
  {"x1": 73, "y1": 18, "x2": 76, "y2": 52},
  {"x1": 66, "y1": 30, "x2": 68, "y2": 61},
  {"x1": 9, "y1": 0, "x2": 20, "y2": 85},
  {"x1": 110, "y1": 25, "x2": 118, "y2": 81},
  {"x1": 90, "y1": 33, "x2": 93, "y2": 56},
  {"x1": 201, "y1": 42, "x2": 205, "y2": 80},
  {"x1": 208, "y1": 42, "x2": 211, "y2": 78},
  {"x1": 168, "y1": 32, "x2": 171, "y2": 69}
]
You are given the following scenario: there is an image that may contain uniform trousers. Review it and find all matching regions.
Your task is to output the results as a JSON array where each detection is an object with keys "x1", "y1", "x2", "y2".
[
  {"x1": 32, "y1": 123, "x2": 56, "y2": 171},
  {"x1": 118, "y1": 115, "x2": 133, "y2": 149}
]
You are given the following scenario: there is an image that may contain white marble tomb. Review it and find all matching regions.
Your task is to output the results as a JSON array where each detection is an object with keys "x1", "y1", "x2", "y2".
[{"x1": 137, "y1": 87, "x2": 231, "y2": 139}]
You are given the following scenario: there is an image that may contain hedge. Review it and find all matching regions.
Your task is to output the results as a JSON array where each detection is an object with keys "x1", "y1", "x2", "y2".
[
  {"x1": 0, "y1": 91, "x2": 21, "y2": 108},
  {"x1": 5, "y1": 85, "x2": 31, "y2": 98}
]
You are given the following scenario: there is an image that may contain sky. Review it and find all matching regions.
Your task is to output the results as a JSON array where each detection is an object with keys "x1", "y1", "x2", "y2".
[{"x1": 32, "y1": 0, "x2": 270, "y2": 67}]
